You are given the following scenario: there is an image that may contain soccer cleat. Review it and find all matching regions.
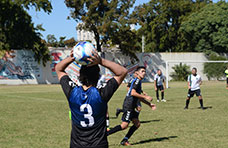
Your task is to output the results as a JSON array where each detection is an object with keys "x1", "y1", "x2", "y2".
[
  {"x1": 157, "y1": 100, "x2": 160, "y2": 102},
  {"x1": 184, "y1": 107, "x2": 188, "y2": 110},
  {"x1": 116, "y1": 108, "x2": 121, "y2": 117},
  {"x1": 120, "y1": 139, "x2": 131, "y2": 146},
  {"x1": 161, "y1": 99, "x2": 166, "y2": 102}
]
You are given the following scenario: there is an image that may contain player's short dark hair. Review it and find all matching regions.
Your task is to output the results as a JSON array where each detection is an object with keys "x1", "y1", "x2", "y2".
[
  {"x1": 79, "y1": 65, "x2": 100, "y2": 87},
  {"x1": 135, "y1": 66, "x2": 146, "y2": 72},
  {"x1": 192, "y1": 67, "x2": 197, "y2": 71}
]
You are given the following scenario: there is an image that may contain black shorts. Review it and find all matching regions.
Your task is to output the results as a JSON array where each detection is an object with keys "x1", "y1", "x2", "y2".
[
  {"x1": 121, "y1": 110, "x2": 139, "y2": 123},
  {"x1": 187, "y1": 89, "x2": 201, "y2": 98},
  {"x1": 157, "y1": 85, "x2": 164, "y2": 91},
  {"x1": 227, "y1": 78, "x2": 228, "y2": 84}
]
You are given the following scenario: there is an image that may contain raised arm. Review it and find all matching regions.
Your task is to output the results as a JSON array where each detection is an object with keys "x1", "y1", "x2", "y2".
[
  {"x1": 55, "y1": 51, "x2": 75, "y2": 80},
  {"x1": 101, "y1": 59, "x2": 127, "y2": 85},
  {"x1": 88, "y1": 52, "x2": 128, "y2": 85}
]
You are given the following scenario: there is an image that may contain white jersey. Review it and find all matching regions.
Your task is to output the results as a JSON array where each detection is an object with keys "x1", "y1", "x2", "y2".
[
  {"x1": 154, "y1": 74, "x2": 165, "y2": 86},
  {"x1": 188, "y1": 74, "x2": 202, "y2": 91}
]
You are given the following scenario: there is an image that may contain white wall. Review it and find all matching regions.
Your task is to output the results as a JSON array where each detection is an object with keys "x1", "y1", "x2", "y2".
[{"x1": 0, "y1": 49, "x2": 211, "y2": 85}]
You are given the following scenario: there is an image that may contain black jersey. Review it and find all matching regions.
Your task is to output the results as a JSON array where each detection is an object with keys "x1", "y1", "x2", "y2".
[
  {"x1": 123, "y1": 77, "x2": 142, "y2": 111},
  {"x1": 60, "y1": 75, "x2": 119, "y2": 148}
]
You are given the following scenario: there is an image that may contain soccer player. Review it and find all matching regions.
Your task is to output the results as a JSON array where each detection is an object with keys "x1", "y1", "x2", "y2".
[
  {"x1": 116, "y1": 70, "x2": 144, "y2": 117},
  {"x1": 107, "y1": 66, "x2": 156, "y2": 146},
  {"x1": 225, "y1": 67, "x2": 228, "y2": 89},
  {"x1": 55, "y1": 50, "x2": 127, "y2": 148},
  {"x1": 184, "y1": 67, "x2": 204, "y2": 110},
  {"x1": 154, "y1": 69, "x2": 166, "y2": 102}
]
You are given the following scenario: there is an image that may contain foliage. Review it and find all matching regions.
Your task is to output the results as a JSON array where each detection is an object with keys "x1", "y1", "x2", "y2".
[
  {"x1": 203, "y1": 51, "x2": 227, "y2": 80},
  {"x1": 65, "y1": 0, "x2": 139, "y2": 54},
  {"x1": 131, "y1": 0, "x2": 210, "y2": 52},
  {"x1": 64, "y1": 38, "x2": 77, "y2": 47},
  {"x1": 180, "y1": 1, "x2": 228, "y2": 53},
  {"x1": 0, "y1": 0, "x2": 52, "y2": 65},
  {"x1": 46, "y1": 34, "x2": 77, "y2": 48},
  {"x1": 170, "y1": 63, "x2": 191, "y2": 81}
]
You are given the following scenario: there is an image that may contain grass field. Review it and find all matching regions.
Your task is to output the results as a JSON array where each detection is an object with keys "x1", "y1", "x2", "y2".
[{"x1": 0, "y1": 81, "x2": 228, "y2": 148}]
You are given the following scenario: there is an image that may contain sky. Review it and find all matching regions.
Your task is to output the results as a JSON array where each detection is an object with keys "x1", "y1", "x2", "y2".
[{"x1": 28, "y1": 0, "x2": 221, "y2": 41}]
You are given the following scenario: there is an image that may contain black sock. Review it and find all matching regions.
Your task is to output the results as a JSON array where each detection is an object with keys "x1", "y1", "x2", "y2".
[
  {"x1": 161, "y1": 92, "x2": 164, "y2": 100},
  {"x1": 107, "y1": 125, "x2": 122, "y2": 136},
  {"x1": 199, "y1": 99, "x2": 203, "y2": 107},
  {"x1": 186, "y1": 99, "x2": 190, "y2": 108},
  {"x1": 156, "y1": 90, "x2": 159, "y2": 100},
  {"x1": 125, "y1": 125, "x2": 138, "y2": 140},
  {"x1": 119, "y1": 109, "x2": 124, "y2": 112}
]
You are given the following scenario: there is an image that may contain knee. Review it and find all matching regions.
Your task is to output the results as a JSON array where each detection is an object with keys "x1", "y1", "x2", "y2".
[
  {"x1": 121, "y1": 123, "x2": 129, "y2": 130},
  {"x1": 133, "y1": 120, "x2": 140, "y2": 128},
  {"x1": 135, "y1": 122, "x2": 140, "y2": 128}
]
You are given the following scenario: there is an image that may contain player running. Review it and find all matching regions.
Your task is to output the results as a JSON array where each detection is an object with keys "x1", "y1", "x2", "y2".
[
  {"x1": 56, "y1": 50, "x2": 127, "y2": 148},
  {"x1": 184, "y1": 67, "x2": 205, "y2": 110},
  {"x1": 116, "y1": 70, "x2": 142, "y2": 117},
  {"x1": 107, "y1": 66, "x2": 156, "y2": 146},
  {"x1": 154, "y1": 69, "x2": 166, "y2": 102}
]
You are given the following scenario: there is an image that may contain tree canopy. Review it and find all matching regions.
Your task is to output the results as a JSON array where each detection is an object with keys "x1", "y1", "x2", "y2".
[
  {"x1": 65, "y1": 0, "x2": 137, "y2": 53},
  {"x1": 0, "y1": 0, "x2": 52, "y2": 65},
  {"x1": 180, "y1": 1, "x2": 228, "y2": 53},
  {"x1": 131, "y1": 0, "x2": 211, "y2": 52}
]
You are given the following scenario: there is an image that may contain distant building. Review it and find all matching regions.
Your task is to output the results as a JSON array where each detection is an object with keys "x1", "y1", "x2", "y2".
[{"x1": 76, "y1": 23, "x2": 96, "y2": 45}]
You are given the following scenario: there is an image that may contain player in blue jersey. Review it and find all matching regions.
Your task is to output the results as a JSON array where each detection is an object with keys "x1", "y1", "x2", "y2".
[
  {"x1": 116, "y1": 70, "x2": 145, "y2": 117},
  {"x1": 55, "y1": 50, "x2": 127, "y2": 148},
  {"x1": 107, "y1": 66, "x2": 156, "y2": 146}
]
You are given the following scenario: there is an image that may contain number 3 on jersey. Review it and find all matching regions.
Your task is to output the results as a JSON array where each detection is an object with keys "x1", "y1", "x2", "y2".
[{"x1": 80, "y1": 104, "x2": 94, "y2": 127}]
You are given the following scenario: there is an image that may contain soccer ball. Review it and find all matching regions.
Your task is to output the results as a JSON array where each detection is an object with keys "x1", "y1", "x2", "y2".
[{"x1": 73, "y1": 41, "x2": 96, "y2": 65}]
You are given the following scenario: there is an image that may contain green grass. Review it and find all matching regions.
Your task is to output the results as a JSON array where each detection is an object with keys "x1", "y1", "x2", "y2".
[{"x1": 0, "y1": 81, "x2": 228, "y2": 148}]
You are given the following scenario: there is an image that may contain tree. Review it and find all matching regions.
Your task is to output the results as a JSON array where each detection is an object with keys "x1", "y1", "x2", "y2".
[
  {"x1": 59, "y1": 36, "x2": 66, "y2": 47},
  {"x1": 180, "y1": 1, "x2": 228, "y2": 53},
  {"x1": 131, "y1": 0, "x2": 210, "y2": 52},
  {"x1": 46, "y1": 34, "x2": 58, "y2": 47},
  {"x1": 64, "y1": 37, "x2": 77, "y2": 47},
  {"x1": 170, "y1": 63, "x2": 191, "y2": 81},
  {"x1": 65, "y1": 0, "x2": 136, "y2": 52},
  {"x1": 0, "y1": 0, "x2": 52, "y2": 65},
  {"x1": 203, "y1": 51, "x2": 227, "y2": 80}
]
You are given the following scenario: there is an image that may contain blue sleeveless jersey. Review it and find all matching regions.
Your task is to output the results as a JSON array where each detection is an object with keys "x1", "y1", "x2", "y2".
[{"x1": 69, "y1": 86, "x2": 107, "y2": 128}]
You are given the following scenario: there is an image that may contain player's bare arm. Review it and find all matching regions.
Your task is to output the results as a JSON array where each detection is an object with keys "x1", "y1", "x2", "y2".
[
  {"x1": 154, "y1": 81, "x2": 157, "y2": 90},
  {"x1": 131, "y1": 89, "x2": 153, "y2": 101},
  {"x1": 163, "y1": 79, "x2": 166, "y2": 89},
  {"x1": 139, "y1": 98, "x2": 156, "y2": 110},
  {"x1": 55, "y1": 50, "x2": 75, "y2": 80},
  {"x1": 188, "y1": 81, "x2": 191, "y2": 89},
  {"x1": 88, "y1": 51, "x2": 127, "y2": 85}
]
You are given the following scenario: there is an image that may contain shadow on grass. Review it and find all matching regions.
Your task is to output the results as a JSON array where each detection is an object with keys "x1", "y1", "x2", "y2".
[
  {"x1": 131, "y1": 136, "x2": 178, "y2": 145},
  {"x1": 197, "y1": 106, "x2": 213, "y2": 110},
  {"x1": 140, "y1": 119, "x2": 162, "y2": 124}
]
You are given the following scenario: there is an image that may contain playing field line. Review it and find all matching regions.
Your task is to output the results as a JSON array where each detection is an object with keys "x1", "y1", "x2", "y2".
[{"x1": 0, "y1": 94, "x2": 65, "y2": 103}]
